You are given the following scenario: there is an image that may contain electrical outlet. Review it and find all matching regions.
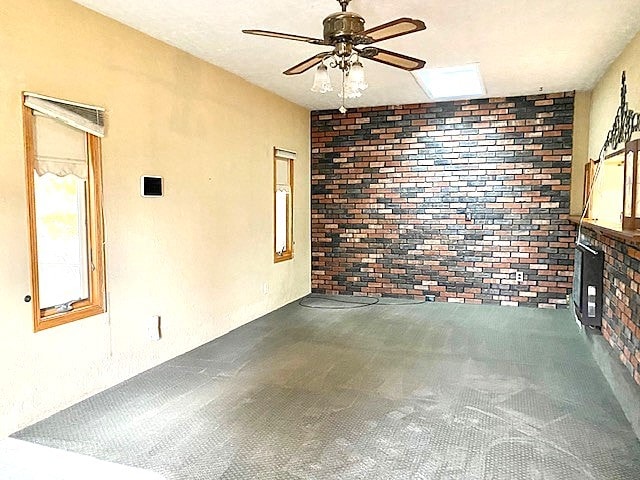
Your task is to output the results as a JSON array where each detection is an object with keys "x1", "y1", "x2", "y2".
[
  {"x1": 515, "y1": 271, "x2": 524, "y2": 282},
  {"x1": 262, "y1": 282, "x2": 269, "y2": 295}
]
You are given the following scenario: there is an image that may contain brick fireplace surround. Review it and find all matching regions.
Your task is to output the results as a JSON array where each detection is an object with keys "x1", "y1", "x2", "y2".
[
  {"x1": 579, "y1": 226, "x2": 640, "y2": 387},
  {"x1": 311, "y1": 92, "x2": 576, "y2": 308}
]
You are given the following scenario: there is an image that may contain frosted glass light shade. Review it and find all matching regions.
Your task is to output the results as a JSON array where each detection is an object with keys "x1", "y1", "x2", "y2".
[
  {"x1": 338, "y1": 79, "x2": 362, "y2": 99},
  {"x1": 348, "y1": 61, "x2": 368, "y2": 91},
  {"x1": 311, "y1": 64, "x2": 333, "y2": 93}
]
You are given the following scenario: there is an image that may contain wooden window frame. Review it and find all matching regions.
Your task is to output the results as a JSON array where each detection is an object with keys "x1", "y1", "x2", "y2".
[
  {"x1": 23, "y1": 105, "x2": 106, "y2": 332},
  {"x1": 622, "y1": 139, "x2": 640, "y2": 230},
  {"x1": 583, "y1": 159, "x2": 595, "y2": 218},
  {"x1": 587, "y1": 141, "x2": 640, "y2": 231},
  {"x1": 273, "y1": 148, "x2": 294, "y2": 263}
]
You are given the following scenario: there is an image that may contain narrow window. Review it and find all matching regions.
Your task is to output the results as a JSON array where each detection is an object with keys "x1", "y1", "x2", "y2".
[
  {"x1": 23, "y1": 93, "x2": 106, "y2": 331},
  {"x1": 274, "y1": 148, "x2": 295, "y2": 262}
]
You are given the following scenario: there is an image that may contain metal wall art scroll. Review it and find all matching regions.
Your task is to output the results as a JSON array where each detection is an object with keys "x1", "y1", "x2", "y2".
[{"x1": 601, "y1": 71, "x2": 640, "y2": 157}]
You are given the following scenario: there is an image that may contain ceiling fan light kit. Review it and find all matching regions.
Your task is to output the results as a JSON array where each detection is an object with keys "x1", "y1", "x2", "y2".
[
  {"x1": 311, "y1": 63, "x2": 333, "y2": 93},
  {"x1": 243, "y1": 0, "x2": 426, "y2": 113}
]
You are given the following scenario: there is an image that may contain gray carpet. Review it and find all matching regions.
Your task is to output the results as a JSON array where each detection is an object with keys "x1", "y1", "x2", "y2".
[{"x1": 12, "y1": 297, "x2": 640, "y2": 479}]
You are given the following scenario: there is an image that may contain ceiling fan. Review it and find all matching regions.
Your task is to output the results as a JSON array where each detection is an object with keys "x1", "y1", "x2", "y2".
[{"x1": 242, "y1": 0, "x2": 426, "y2": 112}]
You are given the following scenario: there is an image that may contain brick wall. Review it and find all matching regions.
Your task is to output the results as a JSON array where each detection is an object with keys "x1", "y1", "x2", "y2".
[
  {"x1": 580, "y1": 227, "x2": 640, "y2": 386},
  {"x1": 311, "y1": 93, "x2": 576, "y2": 308}
]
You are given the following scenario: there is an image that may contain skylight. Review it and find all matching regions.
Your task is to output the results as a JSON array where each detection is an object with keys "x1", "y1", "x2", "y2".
[{"x1": 413, "y1": 63, "x2": 486, "y2": 100}]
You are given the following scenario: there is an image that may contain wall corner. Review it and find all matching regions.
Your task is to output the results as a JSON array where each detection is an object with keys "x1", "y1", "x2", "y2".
[{"x1": 570, "y1": 90, "x2": 593, "y2": 216}]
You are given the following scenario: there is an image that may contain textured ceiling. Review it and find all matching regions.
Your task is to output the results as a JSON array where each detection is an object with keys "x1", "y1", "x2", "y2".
[{"x1": 70, "y1": 0, "x2": 640, "y2": 111}]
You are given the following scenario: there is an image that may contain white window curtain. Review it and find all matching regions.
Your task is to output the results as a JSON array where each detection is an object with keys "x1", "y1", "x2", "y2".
[
  {"x1": 33, "y1": 114, "x2": 88, "y2": 179},
  {"x1": 274, "y1": 148, "x2": 295, "y2": 256},
  {"x1": 24, "y1": 92, "x2": 105, "y2": 138},
  {"x1": 274, "y1": 148, "x2": 296, "y2": 160},
  {"x1": 275, "y1": 158, "x2": 289, "y2": 186},
  {"x1": 275, "y1": 187, "x2": 290, "y2": 254}
]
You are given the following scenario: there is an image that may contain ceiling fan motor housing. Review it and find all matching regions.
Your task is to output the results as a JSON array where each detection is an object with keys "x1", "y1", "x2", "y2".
[{"x1": 323, "y1": 12, "x2": 365, "y2": 42}]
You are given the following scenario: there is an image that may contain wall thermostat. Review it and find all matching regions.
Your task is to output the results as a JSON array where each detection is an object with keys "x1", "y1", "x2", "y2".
[{"x1": 141, "y1": 176, "x2": 163, "y2": 197}]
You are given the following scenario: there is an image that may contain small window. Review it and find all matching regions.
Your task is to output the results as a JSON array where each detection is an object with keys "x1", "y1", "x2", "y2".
[
  {"x1": 274, "y1": 148, "x2": 295, "y2": 262},
  {"x1": 590, "y1": 154, "x2": 624, "y2": 228},
  {"x1": 23, "y1": 93, "x2": 106, "y2": 331}
]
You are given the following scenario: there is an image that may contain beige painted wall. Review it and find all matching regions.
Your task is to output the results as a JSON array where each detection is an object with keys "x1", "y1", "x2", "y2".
[
  {"x1": 568, "y1": 31, "x2": 640, "y2": 224},
  {"x1": 570, "y1": 31, "x2": 640, "y2": 217},
  {"x1": 570, "y1": 91, "x2": 592, "y2": 215},
  {"x1": 589, "y1": 32, "x2": 640, "y2": 159},
  {"x1": 0, "y1": 0, "x2": 310, "y2": 437}
]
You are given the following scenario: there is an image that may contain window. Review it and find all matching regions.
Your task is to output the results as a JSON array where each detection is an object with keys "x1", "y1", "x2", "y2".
[
  {"x1": 585, "y1": 140, "x2": 640, "y2": 231},
  {"x1": 622, "y1": 140, "x2": 640, "y2": 229},
  {"x1": 412, "y1": 63, "x2": 485, "y2": 100},
  {"x1": 274, "y1": 148, "x2": 295, "y2": 262},
  {"x1": 23, "y1": 93, "x2": 106, "y2": 331},
  {"x1": 589, "y1": 154, "x2": 624, "y2": 229}
]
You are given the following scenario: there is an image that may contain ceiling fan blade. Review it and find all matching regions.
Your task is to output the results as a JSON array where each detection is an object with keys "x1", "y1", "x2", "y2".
[
  {"x1": 358, "y1": 47, "x2": 426, "y2": 71},
  {"x1": 283, "y1": 53, "x2": 329, "y2": 75},
  {"x1": 360, "y1": 18, "x2": 426, "y2": 43},
  {"x1": 242, "y1": 29, "x2": 327, "y2": 45}
]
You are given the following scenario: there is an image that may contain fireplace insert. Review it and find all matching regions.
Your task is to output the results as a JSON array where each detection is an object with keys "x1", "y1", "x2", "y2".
[{"x1": 573, "y1": 243, "x2": 604, "y2": 328}]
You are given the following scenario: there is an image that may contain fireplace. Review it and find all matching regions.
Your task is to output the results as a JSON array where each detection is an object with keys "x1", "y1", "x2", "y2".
[{"x1": 573, "y1": 243, "x2": 604, "y2": 328}]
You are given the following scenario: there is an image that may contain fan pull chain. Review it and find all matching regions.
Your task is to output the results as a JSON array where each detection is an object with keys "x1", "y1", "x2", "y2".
[{"x1": 339, "y1": 68, "x2": 347, "y2": 114}]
